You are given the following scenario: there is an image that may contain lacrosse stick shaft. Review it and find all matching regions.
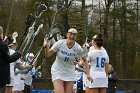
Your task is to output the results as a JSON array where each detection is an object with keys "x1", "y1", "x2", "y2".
[
  {"x1": 25, "y1": 24, "x2": 43, "y2": 56},
  {"x1": 19, "y1": 19, "x2": 37, "y2": 52},
  {"x1": 32, "y1": 46, "x2": 44, "y2": 66}
]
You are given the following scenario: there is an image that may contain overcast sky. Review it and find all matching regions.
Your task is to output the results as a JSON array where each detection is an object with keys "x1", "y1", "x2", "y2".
[
  {"x1": 75, "y1": 0, "x2": 105, "y2": 6},
  {"x1": 75, "y1": 0, "x2": 137, "y2": 6}
]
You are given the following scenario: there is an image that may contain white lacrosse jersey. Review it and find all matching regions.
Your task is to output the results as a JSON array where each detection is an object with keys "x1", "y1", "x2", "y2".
[
  {"x1": 24, "y1": 66, "x2": 35, "y2": 85},
  {"x1": 89, "y1": 46, "x2": 106, "y2": 51},
  {"x1": 51, "y1": 39, "x2": 83, "y2": 81},
  {"x1": 9, "y1": 49, "x2": 16, "y2": 79},
  {"x1": 12, "y1": 68, "x2": 23, "y2": 91},
  {"x1": 7, "y1": 48, "x2": 20, "y2": 86},
  {"x1": 88, "y1": 49, "x2": 109, "y2": 88},
  {"x1": 88, "y1": 49, "x2": 109, "y2": 79}
]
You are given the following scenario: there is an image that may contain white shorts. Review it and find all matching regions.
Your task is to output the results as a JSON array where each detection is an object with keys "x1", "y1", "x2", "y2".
[
  {"x1": 88, "y1": 78, "x2": 108, "y2": 88},
  {"x1": 51, "y1": 72, "x2": 75, "y2": 81},
  {"x1": 20, "y1": 80, "x2": 25, "y2": 90},
  {"x1": 12, "y1": 75, "x2": 22, "y2": 91}
]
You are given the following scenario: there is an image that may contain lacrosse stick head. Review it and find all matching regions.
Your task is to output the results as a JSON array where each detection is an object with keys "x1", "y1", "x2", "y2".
[
  {"x1": 12, "y1": 32, "x2": 18, "y2": 38},
  {"x1": 26, "y1": 53, "x2": 35, "y2": 63},
  {"x1": 36, "y1": 71, "x2": 42, "y2": 78},
  {"x1": 26, "y1": 13, "x2": 35, "y2": 26},
  {"x1": 57, "y1": 0, "x2": 64, "y2": 10},
  {"x1": 12, "y1": 31, "x2": 18, "y2": 43},
  {"x1": 36, "y1": 4, "x2": 47, "y2": 18},
  {"x1": 45, "y1": 27, "x2": 61, "y2": 41},
  {"x1": 57, "y1": 33, "x2": 63, "y2": 41},
  {"x1": 44, "y1": 34, "x2": 50, "y2": 41},
  {"x1": 88, "y1": 10, "x2": 94, "y2": 25},
  {"x1": 34, "y1": 20, "x2": 44, "y2": 31}
]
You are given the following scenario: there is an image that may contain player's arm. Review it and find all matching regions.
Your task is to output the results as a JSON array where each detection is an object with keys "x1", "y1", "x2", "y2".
[
  {"x1": 44, "y1": 45, "x2": 55, "y2": 57},
  {"x1": 81, "y1": 56, "x2": 93, "y2": 83},
  {"x1": 44, "y1": 40, "x2": 55, "y2": 57},
  {"x1": 105, "y1": 63, "x2": 109, "y2": 76}
]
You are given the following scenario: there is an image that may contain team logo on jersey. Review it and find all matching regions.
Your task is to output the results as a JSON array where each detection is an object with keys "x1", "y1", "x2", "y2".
[{"x1": 61, "y1": 50, "x2": 75, "y2": 57}]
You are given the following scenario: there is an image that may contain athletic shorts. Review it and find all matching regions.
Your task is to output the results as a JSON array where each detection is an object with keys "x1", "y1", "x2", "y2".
[
  {"x1": 51, "y1": 72, "x2": 75, "y2": 81},
  {"x1": 88, "y1": 78, "x2": 108, "y2": 88},
  {"x1": 12, "y1": 75, "x2": 22, "y2": 91}
]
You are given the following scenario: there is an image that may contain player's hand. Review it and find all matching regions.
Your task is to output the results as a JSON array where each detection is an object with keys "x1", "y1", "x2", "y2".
[
  {"x1": 87, "y1": 74, "x2": 93, "y2": 83},
  {"x1": 82, "y1": 44, "x2": 88, "y2": 51},
  {"x1": 26, "y1": 64, "x2": 33, "y2": 69},
  {"x1": 43, "y1": 39, "x2": 49, "y2": 48}
]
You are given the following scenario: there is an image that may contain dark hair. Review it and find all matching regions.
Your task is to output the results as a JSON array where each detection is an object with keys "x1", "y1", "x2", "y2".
[
  {"x1": 4, "y1": 35, "x2": 14, "y2": 45},
  {"x1": 71, "y1": 26, "x2": 76, "y2": 29},
  {"x1": 92, "y1": 33, "x2": 103, "y2": 47}
]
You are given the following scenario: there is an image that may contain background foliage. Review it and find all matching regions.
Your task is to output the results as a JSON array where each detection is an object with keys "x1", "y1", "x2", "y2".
[{"x1": 0, "y1": 0, "x2": 140, "y2": 90}]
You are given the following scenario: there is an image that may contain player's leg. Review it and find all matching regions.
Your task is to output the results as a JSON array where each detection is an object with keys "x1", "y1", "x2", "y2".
[
  {"x1": 53, "y1": 79, "x2": 65, "y2": 93},
  {"x1": 64, "y1": 81, "x2": 74, "y2": 93}
]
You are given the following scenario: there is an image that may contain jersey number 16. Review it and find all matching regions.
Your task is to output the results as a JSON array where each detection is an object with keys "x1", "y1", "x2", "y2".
[{"x1": 96, "y1": 57, "x2": 105, "y2": 68}]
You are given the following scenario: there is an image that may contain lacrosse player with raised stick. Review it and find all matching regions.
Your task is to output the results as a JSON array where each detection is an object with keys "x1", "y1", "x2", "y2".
[
  {"x1": 4, "y1": 32, "x2": 32, "y2": 93},
  {"x1": 43, "y1": 27, "x2": 93, "y2": 93}
]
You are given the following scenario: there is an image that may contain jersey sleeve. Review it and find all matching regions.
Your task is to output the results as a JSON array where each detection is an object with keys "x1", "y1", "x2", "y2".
[
  {"x1": 76, "y1": 45, "x2": 85, "y2": 58},
  {"x1": 77, "y1": 49, "x2": 83, "y2": 57},
  {"x1": 87, "y1": 52, "x2": 91, "y2": 62},
  {"x1": 106, "y1": 54, "x2": 109, "y2": 63},
  {"x1": 105, "y1": 51, "x2": 109, "y2": 63}
]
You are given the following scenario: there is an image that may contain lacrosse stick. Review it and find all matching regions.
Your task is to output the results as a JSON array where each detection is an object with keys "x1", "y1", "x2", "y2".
[
  {"x1": 18, "y1": 13, "x2": 35, "y2": 49},
  {"x1": 36, "y1": 4, "x2": 47, "y2": 18},
  {"x1": 45, "y1": 5, "x2": 65, "y2": 46},
  {"x1": 12, "y1": 32, "x2": 18, "y2": 43},
  {"x1": 31, "y1": 28, "x2": 61, "y2": 66},
  {"x1": 30, "y1": 30, "x2": 62, "y2": 78},
  {"x1": 19, "y1": 3, "x2": 47, "y2": 52},
  {"x1": 20, "y1": 20, "x2": 43, "y2": 56},
  {"x1": 24, "y1": 22, "x2": 43, "y2": 56},
  {"x1": 46, "y1": 27, "x2": 62, "y2": 47},
  {"x1": 6, "y1": 32, "x2": 18, "y2": 47}
]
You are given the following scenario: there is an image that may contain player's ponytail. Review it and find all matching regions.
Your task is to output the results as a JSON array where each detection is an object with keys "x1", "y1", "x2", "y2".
[{"x1": 92, "y1": 33, "x2": 103, "y2": 47}]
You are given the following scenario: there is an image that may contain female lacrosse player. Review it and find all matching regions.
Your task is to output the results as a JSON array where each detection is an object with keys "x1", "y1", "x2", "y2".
[
  {"x1": 87, "y1": 33, "x2": 109, "y2": 93},
  {"x1": 44, "y1": 27, "x2": 93, "y2": 93}
]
